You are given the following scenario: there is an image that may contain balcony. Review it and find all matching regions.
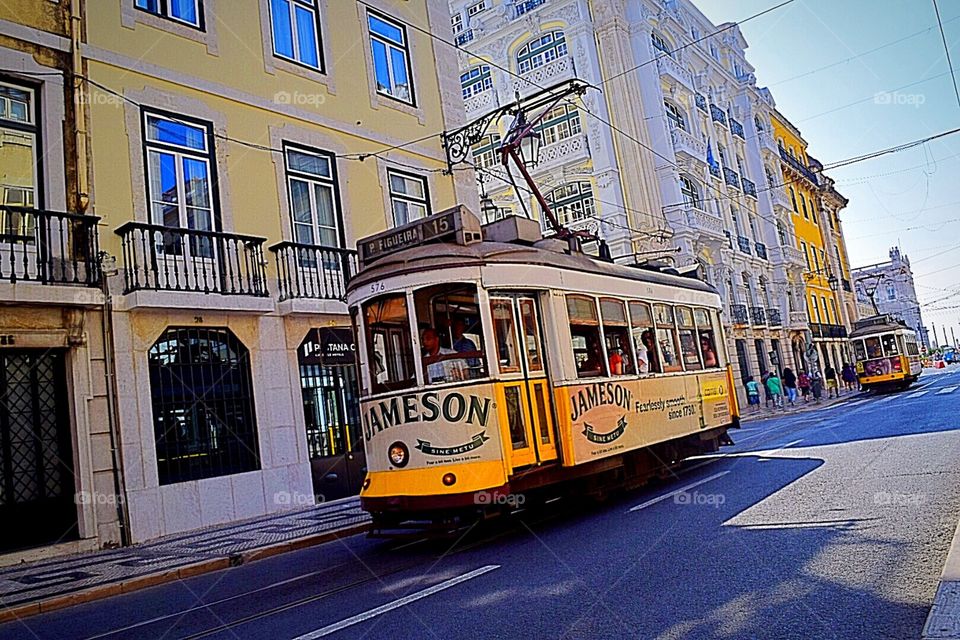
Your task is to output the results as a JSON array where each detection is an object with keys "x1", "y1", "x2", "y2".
[
  {"x1": 710, "y1": 104, "x2": 726, "y2": 126},
  {"x1": 750, "y1": 306, "x2": 766, "y2": 326},
  {"x1": 270, "y1": 242, "x2": 358, "y2": 303},
  {"x1": 709, "y1": 163, "x2": 721, "y2": 179},
  {"x1": 842, "y1": 278, "x2": 852, "y2": 292},
  {"x1": 455, "y1": 30, "x2": 474, "y2": 46},
  {"x1": 695, "y1": 93, "x2": 707, "y2": 112},
  {"x1": 730, "y1": 118, "x2": 745, "y2": 139},
  {"x1": 810, "y1": 323, "x2": 847, "y2": 339},
  {"x1": 675, "y1": 204, "x2": 725, "y2": 239},
  {"x1": 513, "y1": 55, "x2": 576, "y2": 98},
  {"x1": 514, "y1": 0, "x2": 547, "y2": 18},
  {"x1": 755, "y1": 242, "x2": 768, "y2": 260},
  {"x1": 670, "y1": 127, "x2": 706, "y2": 163},
  {"x1": 731, "y1": 304, "x2": 749, "y2": 325},
  {"x1": 724, "y1": 167, "x2": 740, "y2": 189},
  {"x1": 770, "y1": 244, "x2": 804, "y2": 268},
  {"x1": 758, "y1": 130, "x2": 778, "y2": 155},
  {"x1": 767, "y1": 308, "x2": 782, "y2": 326},
  {"x1": 538, "y1": 133, "x2": 590, "y2": 169},
  {"x1": 770, "y1": 186, "x2": 793, "y2": 211},
  {"x1": 788, "y1": 310, "x2": 808, "y2": 330},
  {"x1": 742, "y1": 177, "x2": 757, "y2": 198},
  {"x1": 464, "y1": 89, "x2": 497, "y2": 118},
  {"x1": 115, "y1": 222, "x2": 268, "y2": 298},
  {"x1": 779, "y1": 147, "x2": 820, "y2": 185},
  {"x1": 737, "y1": 235, "x2": 752, "y2": 255},
  {"x1": 656, "y1": 55, "x2": 695, "y2": 92},
  {"x1": 0, "y1": 206, "x2": 100, "y2": 288}
]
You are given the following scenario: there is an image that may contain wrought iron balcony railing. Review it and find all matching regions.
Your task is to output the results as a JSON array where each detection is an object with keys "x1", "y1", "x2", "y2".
[
  {"x1": 730, "y1": 118, "x2": 745, "y2": 139},
  {"x1": 731, "y1": 303, "x2": 749, "y2": 325},
  {"x1": 710, "y1": 104, "x2": 726, "y2": 125},
  {"x1": 742, "y1": 177, "x2": 757, "y2": 197},
  {"x1": 270, "y1": 241, "x2": 358, "y2": 302},
  {"x1": 115, "y1": 222, "x2": 268, "y2": 296},
  {"x1": 709, "y1": 163, "x2": 721, "y2": 179},
  {"x1": 779, "y1": 146, "x2": 820, "y2": 185},
  {"x1": 751, "y1": 306, "x2": 766, "y2": 326},
  {"x1": 755, "y1": 242, "x2": 768, "y2": 260},
  {"x1": 724, "y1": 167, "x2": 740, "y2": 189},
  {"x1": 0, "y1": 206, "x2": 100, "y2": 287},
  {"x1": 695, "y1": 93, "x2": 707, "y2": 112},
  {"x1": 737, "y1": 235, "x2": 752, "y2": 255},
  {"x1": 767, "y1": 308, "x2": 782, "y2": 326}
]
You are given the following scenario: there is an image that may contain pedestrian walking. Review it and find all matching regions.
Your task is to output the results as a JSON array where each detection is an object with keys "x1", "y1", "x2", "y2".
[
  {"x1": 797, "y1": 370, "x2": 811, "y2": 401},
  {"x1": 761, "y1": 370, "x2": 773, "y2": 408},
  {"x1": 782, "y1": 367, "x2": 798, "y2": 406},
  {"x1": 745, "y1": 376, "x2": 761, "y2": 411},
  {"x1": 841, "y1": 362, "x2": 857, "y2": 392},
  {"x1": 766, "y1": 371, "x2": 784, "y2": 409},
  {"x1": 811, "y1": 369, "x2": 824, "y2": 403},
  {"x1": 824, "y1": 364, "x2": 839, "y2": 398}
]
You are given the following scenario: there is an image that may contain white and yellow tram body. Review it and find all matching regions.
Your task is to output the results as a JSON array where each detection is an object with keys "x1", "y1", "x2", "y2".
[
  {"x1": 347, "y1": 222, "x2": 739, "y2": 524},
  {"x1": 850, "y1": 315, "x2": 922, "y2": 391}
]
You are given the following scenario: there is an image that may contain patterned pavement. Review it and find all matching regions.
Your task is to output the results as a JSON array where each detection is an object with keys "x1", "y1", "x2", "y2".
[{"x1": 0, "y1": 498, "x2": 369, "y2": 610}]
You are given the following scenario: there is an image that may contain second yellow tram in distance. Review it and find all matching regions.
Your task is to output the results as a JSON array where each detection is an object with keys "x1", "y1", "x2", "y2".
[
  {"x1": 850, "y1": 315, "x2": 922, "y2": 392},
  {"x1": 346, "y1": 208, "x2": 740, "y2": 535}
]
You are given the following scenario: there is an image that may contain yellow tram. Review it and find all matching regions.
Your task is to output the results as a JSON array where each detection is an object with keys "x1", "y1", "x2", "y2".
[
  {"x1": 849, "y1": 315, "x2": 922, "y2": 391},
  {"x1": 346, "y1": 208, "x2": 739, "y2": 534}
]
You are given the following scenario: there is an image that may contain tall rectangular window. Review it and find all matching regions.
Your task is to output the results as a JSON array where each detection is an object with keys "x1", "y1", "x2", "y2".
[
  {"x1": 387, "y1": 169, "x2": 429, "y2": 226},
  {"x1": 0, "y1": 81, "x2": 38, "y2": 241},
  {"x1": 284, "y1": 145, "x2": 341, "y2": 248},
  {"x1": 142, "y1": 110, "x2": 216, "y2": 255},
  {"x1": 270, "y1": 0, "x2": 324, "y2": 71},
  {"x1": 134, "y1": 0, "x2": 202, "y2": 29},
  {"x1": 368, "y1": 12, "x2": 414, "y2": 105}
]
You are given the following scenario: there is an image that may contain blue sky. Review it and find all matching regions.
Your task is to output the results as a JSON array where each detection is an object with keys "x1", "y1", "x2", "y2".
[{"x1": 696, "y1": 0, "x2": 960, "y2": 344}]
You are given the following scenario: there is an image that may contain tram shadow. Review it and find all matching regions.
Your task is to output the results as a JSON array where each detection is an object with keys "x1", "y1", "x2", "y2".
[{"x1": 442, "y1": 453, "x2": 934, "y2": 640}]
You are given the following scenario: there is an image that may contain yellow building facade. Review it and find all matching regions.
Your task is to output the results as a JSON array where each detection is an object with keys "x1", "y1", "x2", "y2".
[{"x1": 771, "y1": 111, "x2": 853, "y2": 373}]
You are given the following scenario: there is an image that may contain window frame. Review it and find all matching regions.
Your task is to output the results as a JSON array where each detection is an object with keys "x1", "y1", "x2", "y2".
[
  {"x1": 545, "y1": 181, "x2": 595, "y2": 229},
  {"x1": 367, "y1": 10, "x2": 416, "y2": 106},
  {"x1": 567, "y1": 294, "x2": 607, "y2": 379},
  {"x1": 282, "y1": 142, "x2": 344, "y2": 249},
  {"x1": 269, "y1": 0, "x2": 326, "y2": 73},
  {"x1": 386, "y1": 168, "x2": 431, "y2": 227},
  {"x1": 516, "y1": 31, "x2": 567, "y2": 75},
  {"x1": 460, "y1": 64, "x2": 493, "y2": 100},
  {"x1": 680, "y1": 175, "x2": 700, "y2": 208},
  {"x1": 0, "y1": 78, "x2": 42, "y2": 215},
  {"x1": 538, "y1": 103, "x2": 582, "y2": 145},
  {"x1": 664, "y1": 100, "x2": 686, "y2": 131},
  {"x1": 134, "y1": 0, "x2": 204, "y2": 30}
]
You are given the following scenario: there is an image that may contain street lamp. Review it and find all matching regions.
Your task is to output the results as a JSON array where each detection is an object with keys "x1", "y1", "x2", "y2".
[
  {"x1": 511, "y1": 111, "x2": 542, "y2": 168},
  {"x1": 476, "y1": 173, "x2": 499, "y2": 223},
  {"x1": 828, "y1": 274, "x2": 838, "y2": 292}
]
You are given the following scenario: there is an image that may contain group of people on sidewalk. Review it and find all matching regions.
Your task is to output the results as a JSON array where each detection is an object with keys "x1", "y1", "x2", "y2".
[{"x1": 744, "y1": 362, "x2": 858, "y2": 412}]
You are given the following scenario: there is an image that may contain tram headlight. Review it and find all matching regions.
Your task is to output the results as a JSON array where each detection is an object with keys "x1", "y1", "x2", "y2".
[
  {"x1": 388, "y1": 441, "x2": 409, "y2": 468},
  {"x1": 442, "y1": 473, "x2": 457, "y2": 487}
]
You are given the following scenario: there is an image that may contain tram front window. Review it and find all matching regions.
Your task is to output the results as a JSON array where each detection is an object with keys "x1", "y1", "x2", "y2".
[
  {"x1": 630, "y1": 301, "x2": 659, "y2": 374},
  {"x1": 865, "y1": 337, "x2": 882, "y2": 359},
  {"x1": 882, "y1": 334, "x2": 899, "y2": 356},
  {"x1": 567, "y1": 295, "x2": 605, "y2": 378},
  {"x1": 364, "y1": 294, "x2": 415, "y2": 394},
  {"x1": 414, "y1": 284, "x2": 487, "y2": 384},
  {"x1": 853, "y1": 340, "x2": 867, "y2": 362}
]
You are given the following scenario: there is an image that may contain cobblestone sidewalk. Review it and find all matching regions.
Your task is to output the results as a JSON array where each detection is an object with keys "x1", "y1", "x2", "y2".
[{"x1": 0, "y1": 497, "x2": 369, "y2": 622}]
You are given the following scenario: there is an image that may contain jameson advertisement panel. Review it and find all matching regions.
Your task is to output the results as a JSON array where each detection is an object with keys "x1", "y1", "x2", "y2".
[
  {"x1": 361, "y1": 384, "x2": 503, "y2": 472},
  {"x1": 557, "y1": 372, "x2": 731, "y2": 465}
]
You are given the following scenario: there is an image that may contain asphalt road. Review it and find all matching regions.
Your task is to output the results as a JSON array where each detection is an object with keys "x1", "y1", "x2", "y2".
[{"x1": 6, "y1": 367, "x2": 960, "y2": 640}]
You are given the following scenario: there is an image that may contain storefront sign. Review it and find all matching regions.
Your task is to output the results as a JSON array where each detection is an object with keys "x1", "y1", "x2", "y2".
[{"x1": 299, "y1": 328, "x2": 356, "y2": 366}]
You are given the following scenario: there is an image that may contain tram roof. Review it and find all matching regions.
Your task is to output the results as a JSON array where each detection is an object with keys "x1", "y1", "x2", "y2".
[
  {"x1": 849, "y1": 315, "x2": 911, "y2": 338},
  {"x1": 347, "y1": 239, "x2": 719, "y2": 296}
]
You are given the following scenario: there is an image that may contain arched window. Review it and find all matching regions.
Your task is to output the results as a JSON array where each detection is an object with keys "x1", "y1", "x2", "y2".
[
  {"x1": 679, "y1": 175, "x2": 699, "y2": 207},
  {"x1": 651, "y1": 31, "x2": 672, "y2": 57},
  {"x1": 516, "y1": 31, "x2": 567, "y2": 74},
  {"x1": 149, "y1": 327, "x2": 260, "y2": 484},
  {"x1": 460, "y1": 64, "x2": 492, "y2": 99},
  {"x1": 538, "y1": 103, "x2": 581, "y2": 144},
  {"x1": 545, "y1": 182, "x2": 595, "y2": 228},
  {"x1": 754, "y1": 115, "x2": 764, "y2": 132},
  {"x1": 664, "y1": 100, "x2": 686, "y2": 131},
  {"x1": 777, "y1": 220, "x2": 787, "y2": 245}
]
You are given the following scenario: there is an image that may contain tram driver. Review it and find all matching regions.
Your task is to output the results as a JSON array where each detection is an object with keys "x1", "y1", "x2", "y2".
[{"x1": 421, "y1": 327, "x2": 466, "y2": 383}]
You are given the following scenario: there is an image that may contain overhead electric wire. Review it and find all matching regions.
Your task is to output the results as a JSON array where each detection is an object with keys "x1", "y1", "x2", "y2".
[{"x1": 932, "y1": 0, "x2": 960, "y2": 110}]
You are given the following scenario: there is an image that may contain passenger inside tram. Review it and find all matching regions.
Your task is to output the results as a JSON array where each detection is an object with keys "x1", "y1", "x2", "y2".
[
  {"x1": 420, "y1": 328, "x2": 466, "y2": 383},
  {"x1": 415, "y1": 283, "x2": 487, "y2": 383},
  {"x1": 629, "y1": 301, "x2": 659, "y2": 374}
]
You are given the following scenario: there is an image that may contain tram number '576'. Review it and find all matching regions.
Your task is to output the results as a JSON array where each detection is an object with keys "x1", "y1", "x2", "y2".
[{"x1": 369, "y1": 281, "x2": 385, "y2": 294}]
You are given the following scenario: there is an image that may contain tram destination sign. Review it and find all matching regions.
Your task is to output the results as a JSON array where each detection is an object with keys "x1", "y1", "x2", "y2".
[{"x1": 358, "y1": 205, "x2": 482, "y2": 267}]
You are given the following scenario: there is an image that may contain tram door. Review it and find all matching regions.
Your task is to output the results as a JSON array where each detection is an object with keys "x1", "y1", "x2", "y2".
[{"x1": 490, "y1": 294, "x2": 559, "y2": 470}]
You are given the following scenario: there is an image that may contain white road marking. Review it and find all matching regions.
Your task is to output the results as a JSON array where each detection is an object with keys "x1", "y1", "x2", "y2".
[
  {"x1": 292, "y1": 565, "x2": 501, "y2": 639},
  {"x1": 936, "y1": 386, "x2": 958, "y2": 395},
  {"x1": 874, "y1": 395, "x2": 897, "y2": 403},
  {"x1": 906, "y1": 390, "x2": 930, "y2": 399},
  {"x1": 628, "y1": 471, "x2": 730, "y2": 512}
]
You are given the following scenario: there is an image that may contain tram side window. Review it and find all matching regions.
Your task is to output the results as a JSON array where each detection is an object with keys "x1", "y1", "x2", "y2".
[
  {"x1": 567, "y1": 295, "x2": 605, "y2": 378},
  {"x1": 653, "y1": 304, "x2": 683, "y2": 373},
  {"x1": 677, "y1": 307, "x2": 702, "y2": 371},
  {"x1": 364, "y1": 294, "x2": 416, "y2": 394},
  {"x1": 864, "y1": 337, "x2": 882, "y2": 359},
  {"x1": 695, "y1": 308, "x2": 719, "y2": 368},
  {"x1": 629, "y1": 301, "x2": 659, "y2": 374},
  {"x1": 882, "y1": 334, "x2": 899, "y2": 356},
  {"x1": 490, "y1": 298, "x2": 521, "y2": 374},
  {"x1": 414, "y1": 283, "x2": 487, "y2": 384},
  {"x1": 853, "y1": 339, "x2": 867, "y2": 362},
  {"x1": 601, "y1": 298, "x2": 635, "y2": 375},
  {"x1": 906, "y1": 339, "x2": 920, "y2": 356}
]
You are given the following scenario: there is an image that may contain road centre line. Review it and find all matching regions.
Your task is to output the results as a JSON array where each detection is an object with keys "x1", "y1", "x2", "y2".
[
  {"x1": 628, "y1": 471, "x2": 730, "y2": 512},
  {"x1": 292, "y1": 565, "x2": 501, "y2": 639}
]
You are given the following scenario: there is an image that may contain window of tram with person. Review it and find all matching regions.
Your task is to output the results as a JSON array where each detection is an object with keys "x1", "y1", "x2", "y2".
[
  {"x1": 653, "y1": 304, "x2": 683, "y2": 373},
  {"x1": 853, "y1": 339, "x2": 867, "y2": 362},
  {"x1": 629, "y1": 301, "x2": 660, "y2": 374},
  {"x1": 363, "y1": 293, "x2": 416, "y2": 394},
  {"x1": 414, "y1": 283, "x2": 487, "y2": 384},
  {"x1": 864, "y1": 336, "x2": 883, "y2": 359},
  {"x1": 881, "y1": 333, "x2": 899, "y2": 357},
  {"x1": 567, "y1": 295, "x2": 605, "y2": 378},
  {"x1": 601, "y1": 298, "x2": 635, "y2": 376},
  {"x1": 695, "y1": 307, "x2": 720, "y2": 368},
  {"x1": 676, "y1": 307, "x2": 702, "y2": 371}
]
